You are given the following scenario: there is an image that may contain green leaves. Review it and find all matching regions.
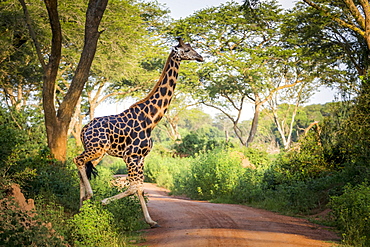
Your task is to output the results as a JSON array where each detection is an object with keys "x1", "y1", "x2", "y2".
[
  {"x1": 330, "y1": 183, "x2": 370, "y2": 246},
  {"x1": 71, "y1": 200, "x2": 119, "y2": 247}
]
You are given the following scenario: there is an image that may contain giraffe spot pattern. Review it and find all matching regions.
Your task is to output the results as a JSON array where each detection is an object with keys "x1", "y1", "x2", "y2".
[{"x1": 75, "y1": 55, "x2": 182, "y2": 184}]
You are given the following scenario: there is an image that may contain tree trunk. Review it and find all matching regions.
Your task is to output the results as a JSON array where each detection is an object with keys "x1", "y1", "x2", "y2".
[
  {"x1": 47, "y1": 122, "x2": 68, "y2": 161},
  {"x1": 164, "y1": 115, "x2": 182, "y2": 141},
  {"x1": 246, "y1": 102, "x2": 261, "y2": 146},
  {"x1": 42, "y1": 0, "x2": 107, "y2": 161},
  {"x1": 68, "y1": 96, "x2": 84, "y2": 147}
]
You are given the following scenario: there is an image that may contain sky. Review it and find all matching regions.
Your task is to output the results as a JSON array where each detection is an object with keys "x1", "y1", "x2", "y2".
[{"x1": 156, "y1": 0, "x2": 296, "y2": 19}]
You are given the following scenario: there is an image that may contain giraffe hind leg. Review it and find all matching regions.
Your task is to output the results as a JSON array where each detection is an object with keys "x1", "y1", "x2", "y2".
[
  {"x1": 137, "y1": 187, "x2": 159, "y2": 228},
  {"x1": 77, "y1": 164, "x2": 94, "y2": 203},
  {"x1": 101, "y1": 182, "x2": 159, "y2": 228}
]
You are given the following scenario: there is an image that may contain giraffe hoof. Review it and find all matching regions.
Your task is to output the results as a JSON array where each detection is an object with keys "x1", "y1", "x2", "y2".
[
  {"x1": 101, "y1": 198, "x2": 110, "y2": 205},
  {"x1": 150, "y1": 222, "x2": 160, "y2": 228}
]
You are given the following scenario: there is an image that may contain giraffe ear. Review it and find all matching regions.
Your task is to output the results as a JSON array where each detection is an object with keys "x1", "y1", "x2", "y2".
[{"x1": 176, "y1": 37, "x2": 185, "y2": 47}]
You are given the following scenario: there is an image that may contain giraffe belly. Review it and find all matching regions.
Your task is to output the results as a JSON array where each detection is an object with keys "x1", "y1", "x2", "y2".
[
  {"x1": 107, "y1": 136, "x2": 153, "y2": 158},
  {"x1": 106, "y1": 143, "x2": 126, "y2": 158}
]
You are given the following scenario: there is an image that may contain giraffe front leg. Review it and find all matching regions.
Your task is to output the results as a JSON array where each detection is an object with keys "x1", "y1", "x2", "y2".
[
  {"x1": 74, "y1": 155, "x2": 94, "y2": 206},
  {"x1": 102, "y1": 155, "x2": 158, "y2": 227},
  {"x1": 101, "y1": 185, "x2": 136, "y2": 205},
  {"x1": 79, "y1": 172, "x2": 86, "y2": 207},
  {"x1": 78, "y1": 166, "x2": 93, "y2": 202},
  {"x1": 137, "y1": 186, "x2": 159, "y2": 228},
  {"x1": 101, "y1": 182, "x2": 159, "y2": 228}
]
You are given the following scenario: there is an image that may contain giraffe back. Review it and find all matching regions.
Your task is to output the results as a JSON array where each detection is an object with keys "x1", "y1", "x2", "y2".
[{"x1": 81, "y1": 106, "x2": 153, "y2": 160}]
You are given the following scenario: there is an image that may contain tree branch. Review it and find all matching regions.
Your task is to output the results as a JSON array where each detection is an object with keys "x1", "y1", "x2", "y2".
[
  {"x1": 343, "y1": 0, "x2": 366, "y2": 30},
  {"x1": 303, "y1": 0, "x2": 365, "y2": 37},
  {"x1": 57, "y1": 0, "x2": 108, "y2": 124},
  {"x1": 18, "y1": 0, "x2": 46, "y2": 70}
]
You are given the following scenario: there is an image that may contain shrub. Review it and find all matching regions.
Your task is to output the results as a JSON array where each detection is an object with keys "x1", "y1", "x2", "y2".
[
  {"x1": 173, "y1": 131, "x2": 232, "y2": 157},
  {"x1": 35, "y1": 196, "x2": 71, "y2": 241},
  {"x1": 144, "y1": 152, "x2": 191, "y2": 190},
  {"x1": 330, "y1": 183, "x2": 370, "y2": 247},
  {"x1": 100, "y1": 156, "x2": 127, "y2": 175},
  {"x1": 24, "y1": 156, "x2": 80, "y2": 212},
  {"x1": 174, "y1": 148, "x2": 243, "y2": 201},
  {"x1": 70, "y1": 200, "x2": 120, "y2": 247},
  {"x1": 232, "y1": 168, "x2": 265, "y2": 204}
]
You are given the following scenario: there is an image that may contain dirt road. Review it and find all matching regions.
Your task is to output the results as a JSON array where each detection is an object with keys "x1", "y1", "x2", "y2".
[{"x1": 137, "y1": 183, "x2": 339, "y2": 247}]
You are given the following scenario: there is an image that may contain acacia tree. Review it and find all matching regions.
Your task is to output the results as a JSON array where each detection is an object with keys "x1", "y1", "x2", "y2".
[
  {"x1": 296, "y1": 0, "x2": 370, "y2": 173},
  {"x1": 20, "y1": 0, "x2": 108, "y2": 161},
  {"x1": 17, "y1": 0, "x2": 167, "y2": 160},
  {"x1": 284, "y1": 0, "x2": 369, "y2": 91},
  {"x1": 170, "y1": 1, "x2": 315, "y2": 146},
  {"x1": 302, "y1": 0, "x2": 370, "y2": 53},
  {"x1": 268, "y1": 82, "x2": 310, "y2": 149}
]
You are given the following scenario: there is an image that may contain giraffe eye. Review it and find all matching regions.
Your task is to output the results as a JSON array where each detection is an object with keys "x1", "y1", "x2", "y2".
[{"x1": 184, "y1": 48, "x2": 190, "y2": 52}]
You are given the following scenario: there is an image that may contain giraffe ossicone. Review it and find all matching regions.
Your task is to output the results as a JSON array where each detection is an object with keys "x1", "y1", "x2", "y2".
[{"x1": 73, "y1": 38, "x2": 203, "y2": 228}]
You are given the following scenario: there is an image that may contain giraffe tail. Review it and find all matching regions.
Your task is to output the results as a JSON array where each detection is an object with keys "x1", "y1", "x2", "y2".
[{"x1": 85, "y1": 161, "x2": 99, "y2": 180}]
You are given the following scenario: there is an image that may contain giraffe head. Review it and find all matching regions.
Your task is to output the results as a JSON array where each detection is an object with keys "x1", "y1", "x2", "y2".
[{"x1": 173, "y1": 37, "x2": 204, "y2": 62}]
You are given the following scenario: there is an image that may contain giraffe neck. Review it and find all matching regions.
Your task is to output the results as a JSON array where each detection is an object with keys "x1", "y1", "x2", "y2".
[{"x1": 130, "y1": 50, "x2": 180, "y2": 127}]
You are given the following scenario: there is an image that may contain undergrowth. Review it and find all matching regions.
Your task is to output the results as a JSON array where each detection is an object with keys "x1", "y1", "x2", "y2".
[{"x1": 1, "y1": 158, "x2": 146, "y2": 247}]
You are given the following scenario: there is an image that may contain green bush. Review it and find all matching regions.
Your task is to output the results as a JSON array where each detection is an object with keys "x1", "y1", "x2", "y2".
[
  {"x1": 100, "y1": 156, "x2": 127, "y2": 175},
  {"x1": 0, "y1": 106, "x2": 46, "y2": 188},
  {"x1": 173, "y1": 131, "x2": 232, "y2": 157},
  {"x1": 145, "y1": 152, "x2": 191, "y2": 190},
  {"x1": 70, "y1": 200, "x2": 120, "y2": 247},
  {"x1": 34, "y1": 196, "x2": 71, "y2": 242},
  {"x1": 232, "y1": 168, "x2": 265, "y2": 204},
  {"x1": 330, "y1": 183, "x2": 370, "y2": 247},
  {"x1": 173, "y1": 148, "x2": 243, "y2": 201},
  {"x1": 26, "y1": 158, "x2": 80, "y2": 212}
]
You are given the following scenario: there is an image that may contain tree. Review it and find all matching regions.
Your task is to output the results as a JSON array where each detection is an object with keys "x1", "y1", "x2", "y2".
[
  {"x1": 170, "y1": 1, "x2": 315, "y2": 147},
  {"x1": 302, "y1": 0, "x2": 370, "y2": 53},
  {"x1": 19, "y1": 0, "x2": 108, "y2": 161},
  {"x1": 0, "y1": 0, "x2": 43, "y2": 110},
  {"x1": 268, "y1": 84, "x2": 307, "y2": 150},
  {"x1": 283, "y1": 0, "x2": 368, "y2": 93},
  {"x1": 17, "y1": 0, "x2": 169, "y2": 161},
  {"x1": 67, "y1": 1, "x2": 171, "y2": 146}
]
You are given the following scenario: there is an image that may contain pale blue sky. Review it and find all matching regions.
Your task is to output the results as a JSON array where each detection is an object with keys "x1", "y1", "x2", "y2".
[{"x1": 156, "y1": 0, "x2": 296, "y2": 19}]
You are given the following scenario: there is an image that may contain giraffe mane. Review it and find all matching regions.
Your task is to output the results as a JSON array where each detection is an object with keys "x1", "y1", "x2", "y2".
[{"x1": 130, "y1": 50, "x2": 175, "y2": 108}]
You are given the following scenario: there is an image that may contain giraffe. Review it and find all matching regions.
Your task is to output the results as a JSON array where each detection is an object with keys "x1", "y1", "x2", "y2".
[{"x1": 73, "y1": 38, "x2": 203, "y2": 228}]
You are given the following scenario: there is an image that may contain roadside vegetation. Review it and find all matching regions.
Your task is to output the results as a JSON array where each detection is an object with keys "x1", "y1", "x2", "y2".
[{"x1": 1, "y1": 0, "x2": 370, "y2": 246}]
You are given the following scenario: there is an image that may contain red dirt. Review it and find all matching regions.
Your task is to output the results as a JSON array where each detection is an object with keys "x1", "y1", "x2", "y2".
[
  {"x1": 1, "y1": 184, "x2": 35, "y2": 212},
  {"x1": 137, "y1": 183, "x2": 340, "y2": 247}
]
